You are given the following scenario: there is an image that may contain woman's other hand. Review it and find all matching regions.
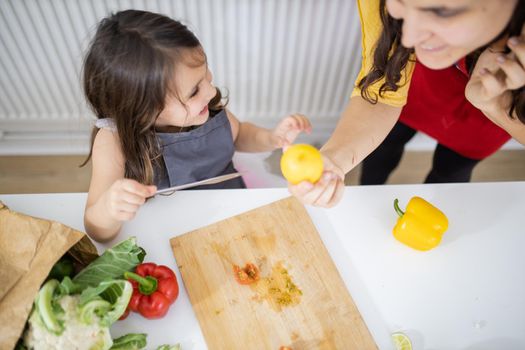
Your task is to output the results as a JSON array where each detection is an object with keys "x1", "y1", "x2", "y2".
[{"x1": 466, "y1": 31, "x2": 525, "y2": 123}]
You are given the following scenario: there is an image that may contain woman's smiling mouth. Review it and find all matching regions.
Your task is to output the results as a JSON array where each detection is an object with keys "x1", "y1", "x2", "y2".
[{"x1": 418, "y1": 43, "x2": 448, "y2": 52}]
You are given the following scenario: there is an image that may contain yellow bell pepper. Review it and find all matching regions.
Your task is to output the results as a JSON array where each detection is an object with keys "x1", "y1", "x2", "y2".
[{"x1": 393, "y1": 197, "x2": 449, "y2": 251}]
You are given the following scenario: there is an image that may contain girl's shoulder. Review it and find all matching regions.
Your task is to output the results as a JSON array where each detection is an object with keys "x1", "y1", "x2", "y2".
[
  {"x1": 93, "y1": 118, "x2": 123, "y2": 161},
  {"x1": 92, "y1": 126, "x2": 124, "y2": 165}
]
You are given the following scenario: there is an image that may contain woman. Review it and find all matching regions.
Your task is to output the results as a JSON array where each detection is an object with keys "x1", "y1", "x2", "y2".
[{"x1": 290, "y1": 0, "x2": 525, "y2": 207}]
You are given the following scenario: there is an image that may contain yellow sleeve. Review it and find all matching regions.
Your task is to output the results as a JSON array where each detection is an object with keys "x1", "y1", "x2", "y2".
[{"x1": 351, "y1": 0, "x2": 415, "y2": 107}]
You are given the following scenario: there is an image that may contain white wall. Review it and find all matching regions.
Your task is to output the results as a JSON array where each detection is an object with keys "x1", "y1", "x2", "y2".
[
  {"x1": 0, "y1": 0, "x2": 362, "y2": 155},
  {"x1": 0, "y1": 0, "x2": 521, "y2": 155}
]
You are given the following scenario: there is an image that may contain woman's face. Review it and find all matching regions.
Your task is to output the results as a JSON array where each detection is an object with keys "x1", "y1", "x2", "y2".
[
  {"x1": 156, "y1": 49, "x2": 216, "y2": 128},
  {"x1": 386, "y1": 0, "x2": 517, "y2": 69}
]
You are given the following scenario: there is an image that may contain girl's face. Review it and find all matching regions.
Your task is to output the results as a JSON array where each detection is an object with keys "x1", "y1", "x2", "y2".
[
  {"x1": 386, "y1": 0, "x2": 517, "y2": 69},
  {"x1": 156, "y1": 52, "x2": 216, "y2": 128}
]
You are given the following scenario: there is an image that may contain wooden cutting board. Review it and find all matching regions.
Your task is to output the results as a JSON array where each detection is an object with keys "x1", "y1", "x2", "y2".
[{"x1": 170, "y1": 197, "x2": 376, "y2": 349}]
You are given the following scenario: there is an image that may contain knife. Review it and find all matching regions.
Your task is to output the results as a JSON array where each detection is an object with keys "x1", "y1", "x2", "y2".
[{"x1": 155, "y1": 172, "x2": 243, "y2": 195}]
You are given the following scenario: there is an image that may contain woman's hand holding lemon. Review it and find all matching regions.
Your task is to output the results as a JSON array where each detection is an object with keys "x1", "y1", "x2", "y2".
[{"x1": 281, "y1": 144, "x2": 345, "y2": 208}]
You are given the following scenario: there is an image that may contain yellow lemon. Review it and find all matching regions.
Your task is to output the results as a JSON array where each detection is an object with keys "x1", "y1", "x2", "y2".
[{"x1": 280, "y1": 144, "x2": 323, "y2": 184}]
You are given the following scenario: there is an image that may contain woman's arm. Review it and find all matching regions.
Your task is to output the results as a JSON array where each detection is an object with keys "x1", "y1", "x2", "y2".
[
  {"x1": 322, "y1": 96, "x2": 402, "y2": 174},
  {"x1": 288, "y1": 96, "x2": 401, "y2": 208},
  {"x1": 478, "y1": 106, "x2": 525, "y2": 144}
]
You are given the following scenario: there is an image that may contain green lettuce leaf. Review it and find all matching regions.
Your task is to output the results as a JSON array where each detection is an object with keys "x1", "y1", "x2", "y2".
[
  {"x1": 24, "y1": 238, "x2": 146, "y2": 349},
  {"x1": 156, "y1": 345, "x2": 181, "y2": 350},
  {"x1": 57, "y1": 276, "x2": 82, "y2": 295},
  {"x1": 73, "y1": 237, "x2": 145, "y2": 289},
  {"x1": 109, "y1": 333, "x2": 147, "y2": 349},
  {"x1": 79, "y1": 280, "x2": 133, "y2": 326},
  {"x1": 34, "y1": 279, "x2": 64, "y2": 335}
]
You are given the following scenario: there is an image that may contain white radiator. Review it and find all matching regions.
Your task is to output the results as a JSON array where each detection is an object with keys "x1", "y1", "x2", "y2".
[{"x1": 0, "y1": 0, "x2": 362, "y2": 154}]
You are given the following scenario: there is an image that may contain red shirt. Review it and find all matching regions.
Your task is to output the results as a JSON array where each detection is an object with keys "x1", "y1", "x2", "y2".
[{"x1": 399, "y1": 58, "x2": 510, "y2": 160}]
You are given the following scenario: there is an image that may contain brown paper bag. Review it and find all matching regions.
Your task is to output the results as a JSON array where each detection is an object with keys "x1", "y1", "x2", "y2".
[{"x1": 0, "y1": 201, "x2": 99, "y2": 350}]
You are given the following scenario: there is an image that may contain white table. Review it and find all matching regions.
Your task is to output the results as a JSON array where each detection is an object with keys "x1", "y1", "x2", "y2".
[{"x1": 2, "y1": 182, "x2": 524, "y2": 349}]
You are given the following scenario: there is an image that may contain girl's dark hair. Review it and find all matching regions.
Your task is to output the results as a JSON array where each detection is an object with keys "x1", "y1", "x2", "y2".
[
  {"x1": 358, "y1": 0, "x2": 525, "y2": 124},
  {"x1": 81, "y1": 10, "x2": 225, "y2": 184}
]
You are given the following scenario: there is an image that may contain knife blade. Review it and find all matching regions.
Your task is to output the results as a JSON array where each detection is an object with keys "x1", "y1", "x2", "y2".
[{"x1": 155, "y1": 172, "x2": 243, "y2": 195}]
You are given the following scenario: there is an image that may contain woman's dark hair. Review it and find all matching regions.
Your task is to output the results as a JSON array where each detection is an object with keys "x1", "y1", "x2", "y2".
[
  {"x1": 81, "y1": 10, "x2": 225, "y2": 184},
  {"x1": 358, "y1": 0, "x2": 525, "y2": 124}
]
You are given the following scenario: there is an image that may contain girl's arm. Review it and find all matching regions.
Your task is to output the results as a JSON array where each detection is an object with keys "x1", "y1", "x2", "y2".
[
  {"x1": 84, "y1": 129, "x2": 156, "y2": 242},
  {"x1": 289, "y1": 96, "x2": 401, "y2": 207},
  {"x1": 226, "y1": 109, "x2": 311, "y2": 152}
]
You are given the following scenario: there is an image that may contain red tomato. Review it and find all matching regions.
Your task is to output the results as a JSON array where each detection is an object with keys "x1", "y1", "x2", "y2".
[{"x1": 233, "y1": 263, "x2": 260, "y2": 285}]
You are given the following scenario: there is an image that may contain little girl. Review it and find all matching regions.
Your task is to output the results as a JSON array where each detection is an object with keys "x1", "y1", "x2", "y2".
[{"x1": 82, "y1": 10, "x2": 311, "y2": 242}]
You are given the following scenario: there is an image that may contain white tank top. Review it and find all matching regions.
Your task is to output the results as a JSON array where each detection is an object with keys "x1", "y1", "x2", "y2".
[{"x1": 94, "y1": 118, "x2": 117, "y2": 132}]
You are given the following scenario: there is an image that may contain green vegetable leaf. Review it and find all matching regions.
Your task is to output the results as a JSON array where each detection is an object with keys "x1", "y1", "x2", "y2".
[
  {"x1": 73, "y1": 237, "x2": 145, "y2": 289},
  {"x1": 35, "y1": 279, "x2": 64, "y2": 335},
  {"x1": 110, "y1": 333, "x2": 148, "y2": 350},
  {"x1": 79, "y1": 299, "x2": 112, "y2": 324},
  {"x1": 79, "y1": 280, "x2": 133, "y2": 326},
  {"x1": 156, "y1": 344, "x2": 181, "y2": 350},
  {"x1": 57, "y1": 276, "x2": 82, "y2": 295},
  {"x1": 24, "y1": 238, "x2": 145, "y2": 349},
  {"x1": 47, "y1": 256, "x2": 75, "y2": 281}
]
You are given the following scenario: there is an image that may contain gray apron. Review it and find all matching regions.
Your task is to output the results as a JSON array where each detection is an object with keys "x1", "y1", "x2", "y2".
[{"x1": 154, "y1": 109, "x2": 246, "y2": 190}]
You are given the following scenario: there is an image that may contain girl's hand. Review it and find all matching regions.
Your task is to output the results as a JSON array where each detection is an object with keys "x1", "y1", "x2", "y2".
[
  {"x1": 287, "y1": 154, "x2": 345, "y2": 208},
  {"x1": 271, "y1": 114, "x2": 312, "y2": 148},
  {"x1": 104, "y1": 179, "x2": 157, "y2": 222},
  {"x1": 465, "y1": 30, "x2": 525, "y2": 123}
]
